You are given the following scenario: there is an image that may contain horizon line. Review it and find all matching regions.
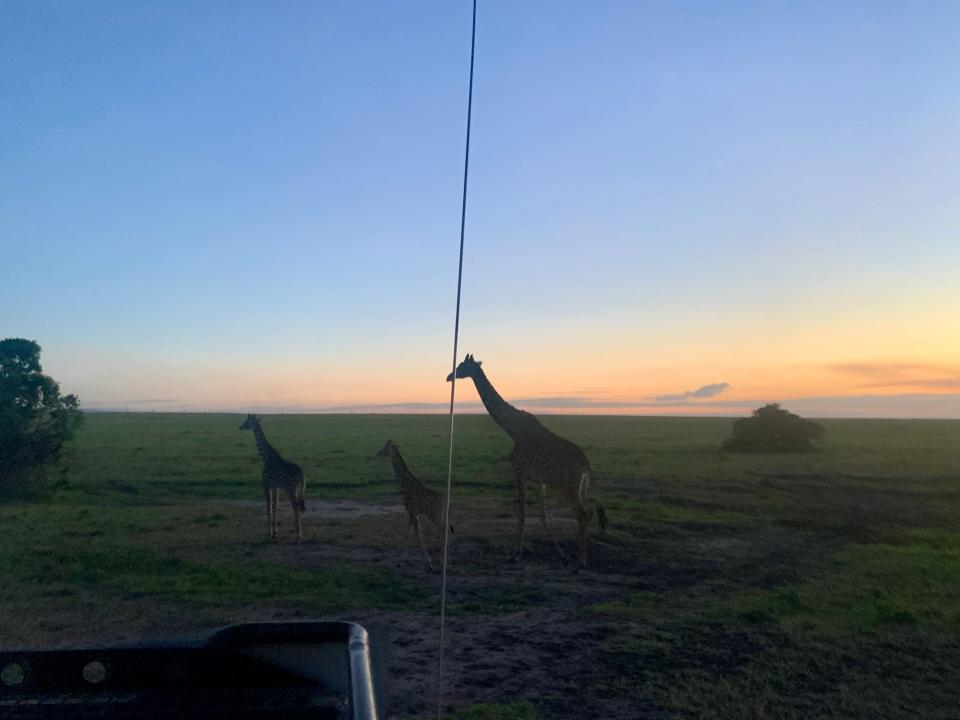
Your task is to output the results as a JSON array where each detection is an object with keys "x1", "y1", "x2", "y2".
[
  {"x1": 80, "y1": 409, "x2": 960, "y2": 421},
  {"x1": 79, "y1": 391, "x2": 960, "y2": 421}
]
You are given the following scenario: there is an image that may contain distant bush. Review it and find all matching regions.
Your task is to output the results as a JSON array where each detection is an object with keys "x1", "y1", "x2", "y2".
[
  {"x1": 0, "y1": 338, "x2": 82, "y2": 498},
  {"x1": 722, "y1": 403, "x2": 823, "y2": 453}
]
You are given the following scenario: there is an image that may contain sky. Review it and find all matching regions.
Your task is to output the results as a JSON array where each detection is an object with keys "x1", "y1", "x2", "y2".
[{"x1": 1, "y1": 1, "x2": 958, "y2": 418}]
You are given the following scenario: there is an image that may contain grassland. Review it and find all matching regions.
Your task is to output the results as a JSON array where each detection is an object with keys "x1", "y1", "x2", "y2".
[{"x1": 1, "y1": 413, "x2": 959, "y2": 718}]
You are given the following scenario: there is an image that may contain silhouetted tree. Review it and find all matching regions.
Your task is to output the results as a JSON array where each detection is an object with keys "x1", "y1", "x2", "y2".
[
  {"x1": 722, "y1": 403, "x2": 824, "y2": 453},
  {"x1": 0, "y1": 339, "x2": 82, "y2": 497}
]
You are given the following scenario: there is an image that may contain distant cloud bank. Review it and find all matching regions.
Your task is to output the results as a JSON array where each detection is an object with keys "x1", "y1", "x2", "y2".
[
  {"x1": 863, "y1": 377, "x2": 960, "y2": 390},
  {"x1": 83, "y1": 397, "x2": 183, "y2": 408},
  {"x1": 80, "y1": 391, "x2": 959, "y2": 419},
  {"x1": 827, "y1": 362, "x2": 960, "y2": 391},
  {"x1": 652, "y1": 382, "x2": 731, "y2": 402},
  {"x1": 317, "y1": 393, "x2": 959, "y2": 418}
]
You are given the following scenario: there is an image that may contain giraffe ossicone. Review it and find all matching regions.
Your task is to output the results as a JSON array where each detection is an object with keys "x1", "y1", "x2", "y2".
[
  {"x1": 378, "y1": 440, "x2": 453, "y2": 571},
  {"x1": 448, "y1": 354, "x2": 606, "y2": 565}
]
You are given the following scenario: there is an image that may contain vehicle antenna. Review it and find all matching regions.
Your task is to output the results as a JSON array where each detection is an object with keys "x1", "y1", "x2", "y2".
[{"x1": 437, "y1": 1, "x2": 477, "y2": 717}]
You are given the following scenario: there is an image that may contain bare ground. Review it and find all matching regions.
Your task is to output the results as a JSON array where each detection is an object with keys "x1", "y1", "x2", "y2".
[
  {"x1": 227, "y1": 498, "x2": 405, "y2": 520},
  {"x1": 0, "y1": 498, "x2": 865, "y2": 719}
]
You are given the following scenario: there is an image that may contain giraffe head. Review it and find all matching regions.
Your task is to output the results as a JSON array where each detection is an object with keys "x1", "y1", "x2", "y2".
[
  {"x1": 376, "y1": 439, "x2": 396, "y2": 458},
  {"x1": 238, "y1": 414, "x2": 261, "y2": 431},
  {"x1": 446, "y1": 353, "x2": 482, "y2": 382}
]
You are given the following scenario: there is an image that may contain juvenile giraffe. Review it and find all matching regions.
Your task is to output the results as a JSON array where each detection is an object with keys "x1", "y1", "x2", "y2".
[
  {"x1": 239, "y1": 414, "x2": 306, "y2": 541},
  {"x1": 447, "y1": 354, "x2": 607, "y2": 565},
  {"x1": 377, "y1": 440, "x2": 453, "y2": 570}
]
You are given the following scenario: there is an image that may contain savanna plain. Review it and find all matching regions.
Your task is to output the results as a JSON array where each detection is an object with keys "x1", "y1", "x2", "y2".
[{"x1": 1, "y1": 413, "x2": 958, "y2": 720}]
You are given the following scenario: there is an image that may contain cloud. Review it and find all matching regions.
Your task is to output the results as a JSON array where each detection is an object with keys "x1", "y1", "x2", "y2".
[
  {"x1": 539, "y1": 390, "x2": 610, "y2": 395},
  {"x1": 82, "y1": 398, "x2": 186, "y2": 409},
  {"x1": 78, "y1": 392, "x2": 960, "y2": 418},
  {"x1": 308, "y1": 391, "x2": 958, "y2": 418},
  {"x1": 825, "y1": 361, "x2": 960, "y2": 391},
  {"x1": 652, "y1": 382, "x2": 731, "y2": 402},
  {"x1": 774, "y1": 393, "x2": 960, "y2": 419},
  {"x1": 317, "y1": 401, "x2": 483, "y2": 413},
  {"x1": 826, "y1": 362, "x2": 942, "y2": 378},
  {"x1": 689, "y1": 383, "x2": 732, "y2": 399},
  {"x1": 515, "y1": 397, "x2": 660, "y2": 409},
  {"x1": 862, "y1": 377, "x2": 960, "y2": 390}
]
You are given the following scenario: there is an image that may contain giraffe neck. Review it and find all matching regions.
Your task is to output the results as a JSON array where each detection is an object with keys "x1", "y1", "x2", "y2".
[
  {"x1": 470, "y1": 367, "x2": 544, "y2": 440},
  {"x1": 388, "y1": 447, "x2": 413, "y2": 485},
  {"x1": 251, "y1": 423, "x2": 278, "y2": 462}
]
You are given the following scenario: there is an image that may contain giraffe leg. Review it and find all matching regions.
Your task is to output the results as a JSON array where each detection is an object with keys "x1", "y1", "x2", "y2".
[
  {"x1": 296, "y1": 484, "x2": 304, "y2": 541},
  {"x1": 415, "y1": 515, "x2": 434, "y2": 571},
  {"x1": 406, "y1": 512, "x2": 416, "y2": 542},
  {"x1": 576, "y1": 506, "x2": 590, "y2": 566},
  {"x1": 264, "y1": 487, "x2": 272, "y2": 539},
  {"x1": 286, "y1": 488, "x2": 302, "y2": 542},
  {"x1": 275, "y1": 488, "x2": 282, "y2": 538},
  {"x1": 539, "y1": 483, "x2": 565, "y2": 558},
  {"x1": 271, "y1": 488, "x2": 280, "y2": 539},
  {"x1": 515, "y1": 479, "x2": 527, "y2": 555},
  {"x1": 266, "y1": 488, "x2": 272, "y2": 539}
]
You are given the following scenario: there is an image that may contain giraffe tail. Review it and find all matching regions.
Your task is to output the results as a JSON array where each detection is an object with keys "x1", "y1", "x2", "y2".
[{"x1": 595, "y1": 502, "x2": 608, "y2": 535}]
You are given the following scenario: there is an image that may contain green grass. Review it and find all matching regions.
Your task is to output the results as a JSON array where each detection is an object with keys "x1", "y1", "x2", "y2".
[
  {"x1": 730, "y1": 535, "x2": 960, "y2": 632},
  {"x1": 446, "y1": 583, "x2": 551, "y2": 616},
  {"x1": 3, "y1": 412, "x2": 960, "y2": 718},
  {"x1": 0, "y1": 498, "x2": 430, "y2": 613},
  {"x1": 438, "y1": 702, "x2": 539, "y2": 720},
  {"x1": 591, "y1": 590, "x2": 664, "y2": 621},
  {"x1": 60, "y1": 413, "x2": 960, "y2": 506},
  {"x1": 3, "y1": 540, "x2": 426, "y2": 610},
  {"x1": 61, "y1": 413, "x2": 518, "y2": 504}
]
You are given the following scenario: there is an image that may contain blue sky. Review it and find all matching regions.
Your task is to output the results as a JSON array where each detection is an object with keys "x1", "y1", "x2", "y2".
[{"x1": 2, "y1": 2, "x2": 958, "y2": 416}]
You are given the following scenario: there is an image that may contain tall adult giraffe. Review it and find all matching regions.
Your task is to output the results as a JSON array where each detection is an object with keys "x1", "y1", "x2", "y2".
[
  {"x1": 447, "y1": 354, "x2": 606, "y2": 565},
  {"x1": 239, "y1": 414, "x2": 306, "y2": 541}
]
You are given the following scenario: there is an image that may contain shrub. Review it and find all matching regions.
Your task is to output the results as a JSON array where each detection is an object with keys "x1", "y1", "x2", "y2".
[
  {"x1": 722, "y1": 403, "x2": 823, "y2": 453},
  {"x1": 0, "y1": 338, "x2": 82, "y2": 497}
]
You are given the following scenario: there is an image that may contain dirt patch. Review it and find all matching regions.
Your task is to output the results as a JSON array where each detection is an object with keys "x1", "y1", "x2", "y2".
[
  {"x1": 0, "y1": 498, "x2": 837, "y2": 720},
  {"x1": 227, "y1": 498, "x2": 405, "y2": 521},
  {"x1": 242, "y1": 517, "x2": 816, "y2": 719}
]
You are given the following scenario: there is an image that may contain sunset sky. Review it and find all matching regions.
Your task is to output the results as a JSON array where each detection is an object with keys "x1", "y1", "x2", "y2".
[{"x1": 2, "y1": 2, "x2": 958, "y2": 417}]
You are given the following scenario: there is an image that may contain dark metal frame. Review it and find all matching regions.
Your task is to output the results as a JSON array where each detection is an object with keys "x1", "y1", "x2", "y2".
[{"x1": 0, "y1": 621, "x2": 379, "y2": 720}]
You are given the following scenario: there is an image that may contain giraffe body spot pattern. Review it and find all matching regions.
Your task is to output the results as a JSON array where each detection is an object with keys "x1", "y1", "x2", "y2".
[
  {"x1": 239, "y1": 414, "x2": 306, "y2": 541},
  {"x1": 448, "y1": 354, "x2": 605, "y2": 565},
  {"x1": 378, "y1": 439, "x2": 452, "y2": 571}
]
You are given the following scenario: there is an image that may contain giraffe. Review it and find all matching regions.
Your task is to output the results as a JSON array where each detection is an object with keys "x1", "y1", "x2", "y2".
[
  {"x1": 447, "y1": 354, "x2": 607, "y2": 565},
  {"x1": 239, "y1": 414, "x2": 306, "y2": 541},
  {"x1": 377, "y1": 439, "x2": 453, "y2": 570}
]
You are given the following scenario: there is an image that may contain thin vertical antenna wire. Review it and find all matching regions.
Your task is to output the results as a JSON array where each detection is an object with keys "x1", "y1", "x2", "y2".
[{"x1": 438, "y1": 0, "x2": 477, "y2": 717}]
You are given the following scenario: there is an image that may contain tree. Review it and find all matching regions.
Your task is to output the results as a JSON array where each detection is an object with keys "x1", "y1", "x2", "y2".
[
  {"x1": 0, "y1": 338, "x2": 82, "y2": 496},
  {"x1": 722, "y1": 403, "x2": 824, "y2": 453}
]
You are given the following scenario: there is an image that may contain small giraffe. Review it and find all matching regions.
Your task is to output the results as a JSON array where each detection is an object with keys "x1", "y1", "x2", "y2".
[
  {"x1": 239, "y1": 414, "x2": 306, "y2": 541},
  {"x1": 447, "y1": 354, "x2": 607, "y2": 565},
  {"x1": 377, "y1": 440, "x2": 453, "y2": 570}
]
